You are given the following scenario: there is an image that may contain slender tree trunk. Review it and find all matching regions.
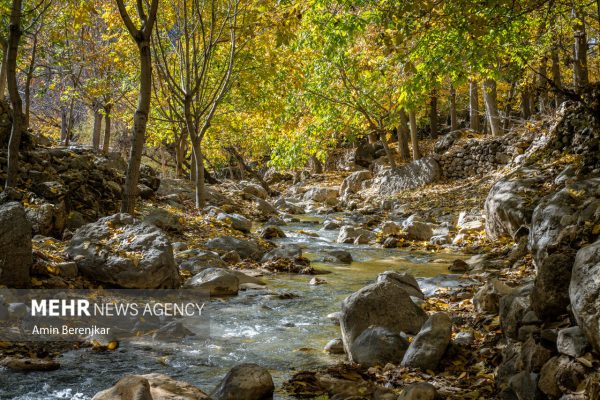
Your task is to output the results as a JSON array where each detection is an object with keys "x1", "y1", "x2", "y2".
[
  {"x1": 121, "y1": 42, "x2": 152, "y2": 213},
  {"x1": 537, "y1": 57, "x2": 548, "y2": 113},
  {"x1": 192, "y1": 140, "x2": 206, "y2": 208},
  {"x1": 408, "y1": 110, "x2": 421, "y2": 161},
  {"x1": 60, "y1": 106, "x2": 68, "y2": 143},
  {"x1": 175, "y1": 131, "x2": 185, "y2": 178},
  {"x1": 92, "y1": 106, "x2": 103, "y2": 151},
  {"x1": 503, "y1": 81, "x2": 517, "y2": 132},
  {"x1": 521, "y1": 87, "x2": 532, "y2": 119},
  {"x1": 398, "y1": 109, "x2": 410, "y2": 162},
  {"x1": 551, "y1": 46, "x2": 563, "y2": 107},
  {"x1": 0, "y1": 41, "x2": 7, "y2": 97},
  {"x1": 429, "y1": 91, "x2": 438, "y2": 138},
  {"x1": 102, "y1": 104, "x2": 112, "y2": 153},
  {"x1": 483, "y1": 78, "x2": 502, "y2": 136},
  {"x1": 469, "y1": 79, "x2": 480, "y2": 131},
  {"x1": 377, "y1": 130, "x2": 397, "y2": 169},
  {"x1": 572, "y1": 9, "x2": 588, "y2": 94},
  {"x1": 23, "y1": 32, "x2": 37, "y2": 129},
  {"x1": 449, "y1": 83, "x2": 458, "y2": 132},
  {"x1": 5, "y1": 0, "x2": 23, "y2": 189},
  {"x1": 65, "y1": 98, "x2": 74, "y2": 147}
]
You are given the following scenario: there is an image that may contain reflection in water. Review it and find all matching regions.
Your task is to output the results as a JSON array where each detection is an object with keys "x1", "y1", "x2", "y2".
[{"x1": 0, "y1": 215, "x2": 472, "y2": 400}]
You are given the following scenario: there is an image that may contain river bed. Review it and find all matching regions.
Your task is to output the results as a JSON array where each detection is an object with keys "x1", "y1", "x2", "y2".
[{"x1": 0, "y1": 215, "x2": 473, "y2": 399}]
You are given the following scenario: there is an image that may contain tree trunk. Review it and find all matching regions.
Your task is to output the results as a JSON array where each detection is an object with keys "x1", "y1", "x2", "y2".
[
  {"x1": 191, "y1": 140, "x2": 206, "y2": 209},
  {"x1": 65, "y1": 98, "x2": 74, "y2": 147},
  {"x1": 102, "y1": 104, "x2": 112, "y2": 153},
  {"x1": 469, "y1": 79, "x2": 480, "y2": 131},
  {"x1": 503, "y1": 81, "x2": 517, "y2": 132},
  {"x1": 408, "y1": 110, "x2": 421, "y2": 161},
  {"x1": 92, "y1": 106, "x2": 103, "y2": 151},
  {"x1": 572, "y1": 9, "x2": 588, "y2": 94},
  {"x1": 551, "y1": 46, "x2": 563, "y2": 107},
  {"x1": 483, "y1": 78, "x2": 502, "y2": 137},
  {"x1": 537, "y1": 57, "x2": 548, "y2": 113},
  {"x1": 309, "y1": 154, "x2": 323, "y2": 174},
  {"x1": 5, "y1": 0, "x2": 23, "y2": 189},
  {"x1": 521, "y1": 87, "x2": 532, "y2": 119},
  {"x1": 429, "y1": 91, "x2": 438, "y2": 138},
  {"x1": 378, "y1": 130, "x2": 397, "y2": 169},
  {"x1": 0, "y1": 41, "x2": 7, "y2": 97},
  {"x1": 121, "y1": 42, "x2": 152, "y2": 213},
  {"x1": 60, "y1": 106, "x2": 68, "y2": 143},
  {"x1": 397, "y1": 109, "x2": 411, "y2": 162},
  {"x1": 23, "y1": 32, "x2": 37, "y2": 129},
  {"x1": 367, "y1": 132, "x2": 378, "y2": 144},
  {"x1": 175, "y1": 131, "x2": 185, "y2": 178},
  {"x1": 449, "y1": 83, "x2": 458, "y2": 132}
]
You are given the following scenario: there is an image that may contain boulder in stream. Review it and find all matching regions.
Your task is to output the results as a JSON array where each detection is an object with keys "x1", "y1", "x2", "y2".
[
  {"x1": 211, "y1": 363, "x2": 275, "y2": 400},
  {"x1": 206, "y1": 236, "x2": 266, "y2": 261},
  {"x1": 340, "y1": 281, "x2": 427, "y2": 361},
  {"x1": 349, "y1": 325, "x2": 410, "y2": 367},
  {"x1": 401, "y1": 312, "x2": 452, "y2": 371},
  {"x1": 184, "y1": 268, "x2": 240, "y2": 296},
  {"x1": 66, "y1": 213, "x2": 180, "y2": 289},
  {"x1": 92, "y1": 373, "x2": 209, "y2": 400}
]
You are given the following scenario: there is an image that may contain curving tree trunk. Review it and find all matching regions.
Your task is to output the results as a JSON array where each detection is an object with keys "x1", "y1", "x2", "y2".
[
  {"x1": 5, "y1": 0, "x2": 23, "y2": 189},
  {"x1": 0, "y1": 40, "x2": 7, "y2": 97},
  {"x1": 572, "y1": 8, "x2": 588, "y2": 94},
  {"x1": 115, "y1": 0, "x2": 159, "y2": 214}
]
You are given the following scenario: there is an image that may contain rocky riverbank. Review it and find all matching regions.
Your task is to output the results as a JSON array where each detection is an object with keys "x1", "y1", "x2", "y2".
[{"x1": 0, "y1": 97, "x2": 599, "y2": 399}]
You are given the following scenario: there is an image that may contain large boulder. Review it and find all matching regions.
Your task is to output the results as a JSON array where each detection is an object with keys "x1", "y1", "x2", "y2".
[
  {"x1": 0, "y1": 202, "x2": 32, "y2": 287},
  {"x1": 92, "y1": 373, "x2": 209, "y2": 400},
  {"x1": 529, "y1": 177, "x2": 600, "y2": 320},
  {"x1": 206, "y1": 236, "x2": 265, "y2": 261},
  {"x1": 184, "y1": 268, "x2": 240, "y2": 296},
  {"x1": 349, "y1": 326, "x2": 410, "y2": 367},
  {"x1": 144, "y1": 208, "x2": 183, "y2": 233},
  {"x1": 339, "y1": 170, "x2": 372, "y2": 197},
  {"x1": 303, "y1": 187, "x2": 338, "y2": 205},
  {"x1": 211, "y1": 363, "x2": 274, "y2": 400},
  {"x1": 25, "y1": 201, "x2": 67, "y2": 237},
  {"x1": 484, "y1": 167, "x2": 547, "y2": 241},
  {"x1": 569, "y1": 239, "x2": 600, "y2": 353},
  {"x1": 240, "y1": 181, "x2": 268, "y2": 199},
  {"x1": 340, "y1": 281, "x2": 428, "y2": 360},
  {"x1": 176, "y1": 249, "x2": 227, "y2": 274},
  {"x1": 401, "y1": 312, "x2": 452, "y2": 371},
  {"x1": 367, "y1": 157, "x2": 441, "y2": 196},
  {"x1": 402, "y1": 216, "x2": 434, "y2": 241},
  {"x1": 261, "y1": 245, "x2": 301, "y2": 261},
  {"x1": 66, "y1": 213, "x2": 180, "y2": 289},
  {"x1": 377, "y1": 271, "x2": 424, "y2": 299}
]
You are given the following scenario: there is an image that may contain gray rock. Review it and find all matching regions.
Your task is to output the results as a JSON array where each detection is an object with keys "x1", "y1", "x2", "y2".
[
  {"x1": 216, "y1": 213, "x2": 252, "y2": 233},
  {"x1": 261, "y1": 245, "x2": 301, "y2": 261},
  {"x1": 350, "y1": 326, "x2": 409, "y2": 367},
  {"x1": 499, "y1": 285, "x2": 532, "y2": 339},
  {"x1": 508, "y1": 371, "x2": 539, "y2": 400},
  {"x1": 274, "y1": 198, "x2": 304, "y2": 214},
  {"x1": 337, "y1": 226, "x2": 374, "y2": 244},
  {"x1": 484, "y1": 167, "x2": 546, "y2": 241},
  {"x1": 211, "y1": 363, "x2": 274, "y2": 400},
  {"x1": 184, "y1": 268, "x2": 239, "y2": 296},
  {"x1": 557, "y1": 326, "x2": 589, "y2": 357},
  {"x1": 92, "y1": 373, "x2": 209, "y2": 400},
  {"x1": 240, "y1": 181, "x2": 268, "y2": 199},
  {"x1": 177, "y1": 249, "x2": 227, "y2": 274},
  {"x1": 368, "y1": 157, "x2": 441, "y2": 195},
  {"x1": 340, "y1": 281, "x2": 427, "y2": 361},
  {"x1": 324, "y1": 338, "x2": 345, "y2": 354},
  {"x1": 257, "y1": 225, "x2": 286, "y2": 239},
  {"x1": 206, "y1": 236, "x2": 265, "y2": 261},
  {"x1": 401, "y1": 312, "x2": 452, "y2": 370},
  {"x1": 404, "y1": 219, "x2": 433, "y2": 241},
  {"x1": 144, "y1": 208, "x2": 183, "y2": 233},
  {"x1": 152, "y1": 321, "x2": 195, "y2": 341},
  {"x1": 303, "y1": 187, "x2": 338, "y2": 205},
  {"x1": 322, "y1": 220, "x2": 341, "y2": 230},
  {"x1": 66, "y1": 214, "x2": 180, "y2": 289},
  {"x1": 380, "y1": 221, "x2": 401, "y2": 236},
  {"x1": 255, "y1": 198, "x2": 277, "y2": 216},
  {"x1": 56, "y1": 261, "x2": 78, "y2": 278},
  {"x1": 376, "y1": 271, "x2": 424, "y2": 299},
  {"x1": 0, "y1": 202, "x2": 32, "y2": 287},
  {"x1": 25, "y1": 201, "x2": 66, "y2": 237},
  {"x1": 473, "y1": 279, "x2": 515, "y2": 314},
  {"x1": 339, "y1": 170, "x2": 372, "y2": 196},
  {"x1": 570, "y1": 239, "x2": 600, "y2": 353},
  {"x1": 321, "y1": 250, "x2": 353, "y2": 264},
  {"x1": 529, "y1": 177, "x2": 600, "y2": 319},
  {"x1": 398, "y1": 382, "x2": 438, "y2": 400},
  {"x1": 454, "y1": 331, "x2": 475, "y2": 346}
]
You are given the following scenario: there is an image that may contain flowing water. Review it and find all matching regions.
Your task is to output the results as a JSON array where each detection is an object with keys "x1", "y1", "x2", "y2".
[{"x1": 0, "y1": 215, "x2": 474, "y2": 399}]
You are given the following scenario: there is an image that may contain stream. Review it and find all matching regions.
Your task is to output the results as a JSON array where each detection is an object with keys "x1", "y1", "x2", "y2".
[{"x1": 0, "y1": 215, "x2": 473, "y2": 399}]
